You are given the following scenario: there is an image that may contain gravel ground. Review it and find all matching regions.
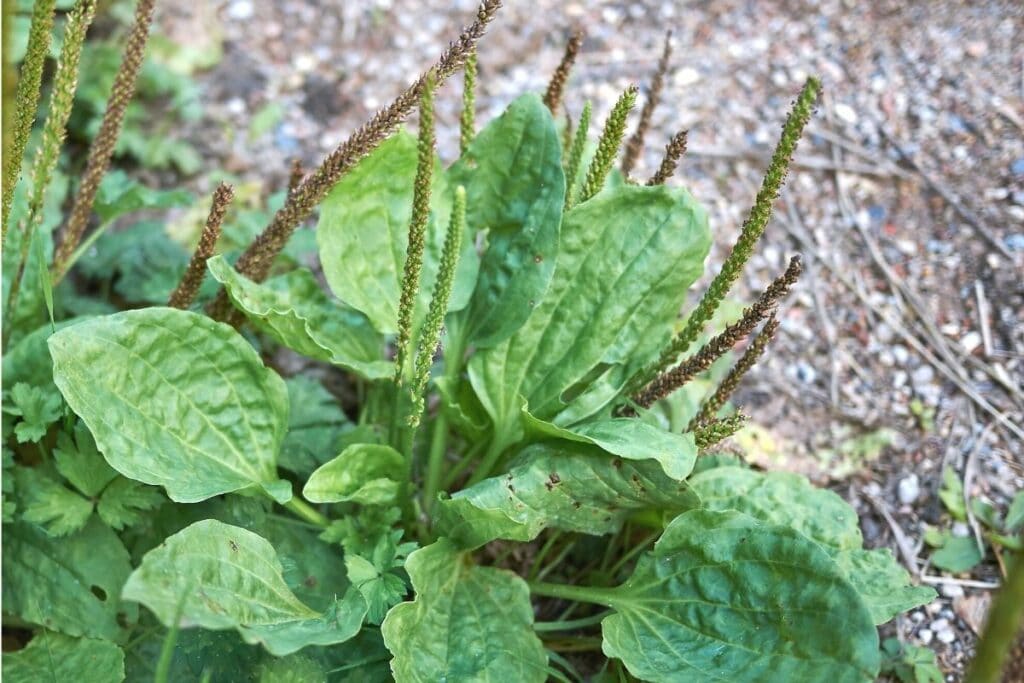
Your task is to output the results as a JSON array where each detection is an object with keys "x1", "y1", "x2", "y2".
[{"x1": 155, "y1": 2, "x2": 1024, "y2": 679}]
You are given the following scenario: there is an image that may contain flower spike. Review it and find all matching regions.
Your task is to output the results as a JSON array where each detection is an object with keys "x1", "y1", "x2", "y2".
[
  {"x1": 394, "y1": 71, "x2": 437, "y2": 386},
  {"x1": 621, "y1": 30, "x2": 673, "y2": 177},
  {"x1": 646, "y1": 129, "x2": 688, "y2": 186},
  {"x1": 543, "y1": 29, "x2": 583, "y2": 114},
  {"x1": 563, "y1": 101, "x2": 591, "y2": 209},
  {"x1": 631, "y1": 78, "x2": 820, "y2": 388},
  {"x1": 168, "y1": 183, "x2": 234, "y2": 310},
  {"x1": 2, "y1": 0, "x2": 56, "y2": 242},
  {"x1": 53, "y1": 0, "x2": 157, "y2": 280},
  {"x1": 460, "y1": 48, "x2": 477, "y2": 154},
  {"x1": 577, "y1": 85, "x2": 638, "y2": 204},
  {"x1": 409, "y1": 186, "x2": 465, "y2": 427}
]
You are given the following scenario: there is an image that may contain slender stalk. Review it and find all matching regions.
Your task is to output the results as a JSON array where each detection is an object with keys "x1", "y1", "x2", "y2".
[
  {"x1": 528, "y1": 531, "x2": 565, "y2": 581},
  {"x1": 620, "y1": 30, "x2": 672, "y2": 177},
  {"x1": 207, "y1": 0, "x2": 503, "y2": 322},
  {"x1": 283, "y1": 497, "x2": 329, "y2": 528},
  {"x1": 466, "y1": 437, "x2": 506, "y2": 486},
  {"x1": 422, "y1": 326, "x2": 468, "y2": 515},
  {"x1": 528, "y1": 580, "x2": 614, "y2": 607},
  {"x1": 965, "y1": 549, "x2": 1024, "y2": 683},
  {"x1": 168, "y1": 183, "x2": 232, "y2": 309},
  {"x1": 52, "y1": 0, "x2": 157, "y2": 279},
  {"x1": 2, "y1": 0, "x2": 56, "y2": 241},
  {"x1": 534, "y1": 611, "x2": 611, "y2": 632}
]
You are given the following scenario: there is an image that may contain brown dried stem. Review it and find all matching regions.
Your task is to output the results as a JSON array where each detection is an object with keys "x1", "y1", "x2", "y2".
[
  {"x1": 167, "y1": 183, "x2": 233, "y2": 309},
  {"x1": 207, "y1": 0, "x2": 502, "y2": 322},
  {"x1": 621, "y1": 30, "x2": 672, "y2": 177},
  {"x1": 52, "y1": 0, "x2": 157, "y2": 280},
  {"x1": 543, "y1": 29, "x2": 583, "y2": 114}
]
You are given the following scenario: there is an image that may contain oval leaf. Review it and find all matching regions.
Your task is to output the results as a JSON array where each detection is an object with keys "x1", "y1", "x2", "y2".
[
  {"x1": 2, "y1": 631, "x2": 124, "y2": 683},
  {"x1": 2, "y1": 518, "x2": 135, "y2": 641},
  {"x1": 523, "y1": 412, "x2": 696, "y2": 480},
  {"x1": 469, "y1": 183, "x2": 709, "y2": 448},
  {"x1": 316, "y1": 131, "x2": 475, "y2": 334},
  {"x1": 124, "y1": 519, "x2": 319, "y2": 630},
  {"x1": 49, "y1": 308, "x2": 291, "y2": 503},
  {"x1": 438, "y1": 442, "x2": 699, "y2": 549},
  {"x1": 303, "y1": 444, "x2": 405, "y2": 505},
  {"x1": 600, "y1": 509, "x2": 880, "y2": 682},
  {"x1": 690, "y1": 466, "x2": 934, "y2": 623},
  {"x1": 381, "y1": 540, "x2": 547, "y2": 682},
  {"x1": 448, "y1": 93, "x2": 565, "y2": 347},
  {"x1": 208, "y1": 256, "x2": 391, "y2": 380}
]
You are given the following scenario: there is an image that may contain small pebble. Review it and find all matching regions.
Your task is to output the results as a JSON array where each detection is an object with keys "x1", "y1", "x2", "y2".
[
  {"x1": 937, "y1": 628, "x2": 956, "y2": 644},
  {"x1": 911, "y1": 365, "x2": 935, "y2": 385},
  {"x1": 918, "y1": 628, "x2": 934, "y2": 644},
  {"x1": 941, "y1": 583, "x2": 965, "y2": 599},
  {"x1": 952, "y1": 522, "x2": 970, "y2": 537},
  {"x1": 898, "y1": 474, "x2": 920, "y2": 504},
  {"x1": 227, "y1": 0, "x2": 254, "y2": 20},
  {"x1": 960, "y1": 331, "x2": 982, "y2": 354}
]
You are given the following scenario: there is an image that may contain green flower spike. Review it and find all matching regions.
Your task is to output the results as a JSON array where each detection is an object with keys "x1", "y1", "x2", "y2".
[
  {"x1": 577, "y1": 84, "x2": 638, "y2": 204},
  {"x1": 409, "y1": 185, "x2": 466, "y2": 428},
  {"x1": 394, "y1": 70, "x2": 437, "y2": 386}
]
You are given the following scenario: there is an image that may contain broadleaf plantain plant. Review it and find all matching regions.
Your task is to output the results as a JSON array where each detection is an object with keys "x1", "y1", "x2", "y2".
[{"x1": 2, "y1": 2, "x2": 939, "y2": 681}]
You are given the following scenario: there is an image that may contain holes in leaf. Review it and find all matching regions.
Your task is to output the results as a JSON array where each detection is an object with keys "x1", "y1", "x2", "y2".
[{"x1": 91, "y1": 585, "x2": 108, "y2": 601}]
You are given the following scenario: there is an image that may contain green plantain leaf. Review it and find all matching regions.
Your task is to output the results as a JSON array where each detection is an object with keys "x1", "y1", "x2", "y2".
[
  {"x1": 1, "y1": 317, "x2": 90, "y2": 394},
  {"x1": 207, "y1": 256, "x2": 391, "y2": 380},
  {"x1": 239, "y1": 588, "x2": 368, "y2": 656},
  {"x1": 123, "y1": 519, "x2": 319, "y2": 629},
  {"x1": 438, "y1": 442, "x2": 699, "y2": 549},
  {"x1": 599, "y1": 509, "x2": 880, "y2": 682},
  {"x1": 124, "y1": 519, "x2": 368, "y2": 655},
  {"x1": 316, "y1": 131, "x2": 475, "y2": 335},
  {"x1": 2, "y1": 517, "x2": 136, "y2": 641},
  {"x1": 690, "y1": 466, "x2": 934, "y2": 624},
  {"x1": 302, "y1": 444, "x2": 405, "y2": 505},
  {"x1": 381, "y1": 539, "x2": 547, "y2": 682},
  {"x1": 522, "y1": 412, "x2": 697, "y2": 480},
  {"x1": 279, "y1": 376, "x2": 353, "y2": 476},
  {"x1": 468, "y1": 183, "x2": 709, "y2": 450},
  {"x1": 835, "y1": 549, "x2": 936, "y2": 625},
  {"x1": 448, "y1": 93, "x2": 564, "y2": 348},
  {"x1": 2, "y1": 631, "x2": 125, "y2": 683},
  {"x1": 49, "y1": 308, "x2": 292, "y2": 503},
  {"x1": 689, "y1": 466, "x2": 862, "y2": 551}
]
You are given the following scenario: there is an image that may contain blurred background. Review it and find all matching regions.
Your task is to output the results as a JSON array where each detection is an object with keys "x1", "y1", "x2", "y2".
[{"x1": 10, "y1": 1, "x2": 1023, "y2": 678}]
